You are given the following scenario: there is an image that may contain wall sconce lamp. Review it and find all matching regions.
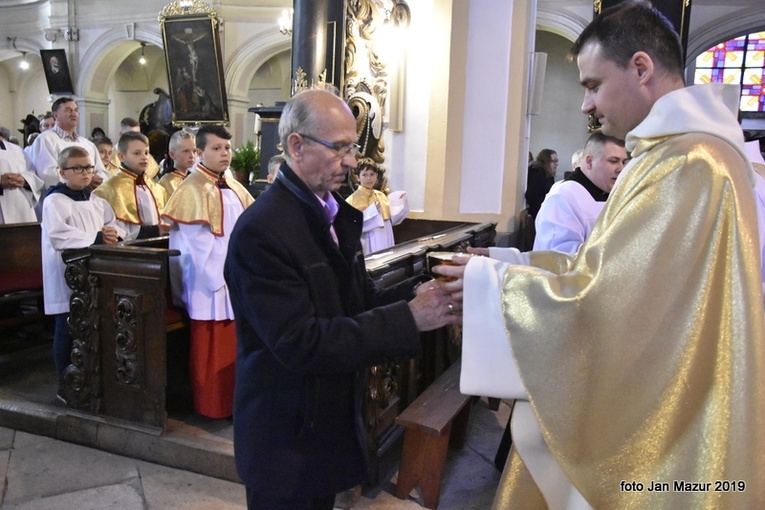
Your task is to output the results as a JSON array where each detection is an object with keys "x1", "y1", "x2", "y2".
[
  {"x1": 139, "y1": 42, "x2": 147, "y2": 65},
  {"x1": 7, "y1": 38, "x2": 29, "y2": 71},
  {"x1": 278, "y1": 8, "x2": 293, "y2": 36}
]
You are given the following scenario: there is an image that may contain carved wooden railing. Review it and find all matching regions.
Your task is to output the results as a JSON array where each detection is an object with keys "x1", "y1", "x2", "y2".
[
  {"x1": 361, "y1": 221, "x2": 496, "y2": 483},
  {"x1": 62, "y1": 240, "x2": 180, "y2": 432},
  {"x1": 60, "y1": 222, "x2": 495, "y2": 454}
]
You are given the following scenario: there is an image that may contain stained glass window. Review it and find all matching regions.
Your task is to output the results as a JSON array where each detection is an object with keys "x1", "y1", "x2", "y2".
[{"x1": 695, "y1": 32, "x2": 765, "y2": 113}]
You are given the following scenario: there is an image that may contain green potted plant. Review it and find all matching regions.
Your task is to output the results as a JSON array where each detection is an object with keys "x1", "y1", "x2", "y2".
[{"x1": 230, "y1": 140, "x2": 260, "y2": 185}]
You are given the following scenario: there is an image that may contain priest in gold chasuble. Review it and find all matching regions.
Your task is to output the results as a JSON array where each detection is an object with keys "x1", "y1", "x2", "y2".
[{"x1": 438, "y1": 3, "x2": 765, "y2": 509}]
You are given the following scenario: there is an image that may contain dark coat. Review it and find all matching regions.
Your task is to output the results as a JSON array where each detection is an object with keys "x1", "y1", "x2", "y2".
[
  {"x1": 525, "y1": 164, "x2": 555, "y2": 218},
  {"x1": 224, "y1": 163, "x2": 424, "y2": 498}
]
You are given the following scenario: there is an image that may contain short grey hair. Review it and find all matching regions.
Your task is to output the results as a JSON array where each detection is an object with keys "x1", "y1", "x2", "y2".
[
  {"x1": 268, "y1": 153, "x2": 285, "y2": 176},
  {"x1": 278, "y1": 88, "x2": 342, "y2": 163},
  {"x1": 169, "y1": 129, "x2": 195, "y2": 152}
]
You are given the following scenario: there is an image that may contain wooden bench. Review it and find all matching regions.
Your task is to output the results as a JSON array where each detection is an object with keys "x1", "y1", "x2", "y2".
[
  {"x1": 395, "y1": 359, "x2": 472, "y2": 509},
  {"x1": 61, "y1": 237, "x2": 188, "y2": 431},
  {"x1": 0, "y1": 222, "x2": 45, "y2": 331}
]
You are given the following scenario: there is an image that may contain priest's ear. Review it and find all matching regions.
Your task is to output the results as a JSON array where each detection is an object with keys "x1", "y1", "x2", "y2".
[{"x1": 631, "y1": 51, "x2": 654, "y2": 85}]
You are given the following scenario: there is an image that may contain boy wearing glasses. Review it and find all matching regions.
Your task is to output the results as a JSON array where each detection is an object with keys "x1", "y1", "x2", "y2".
[
  {"x1": 41, "y1": 146, "x2": 124, "y2": 401},
  {"x1": 93, "y1": 131, "x2": 169, "y2": 241},
  {"x1": 161, "y1": 124, "x2": 253, "y2": 419}
]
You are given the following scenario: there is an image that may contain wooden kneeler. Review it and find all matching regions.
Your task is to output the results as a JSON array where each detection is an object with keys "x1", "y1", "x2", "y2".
[{"x1": 395, "y1": 360, "x2": 472, "y2": 509}]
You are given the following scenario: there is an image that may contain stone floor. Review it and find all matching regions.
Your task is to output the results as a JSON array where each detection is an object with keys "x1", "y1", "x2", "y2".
[{"x1": 0, "y1": 326, "x2": 511, "y2": 509}]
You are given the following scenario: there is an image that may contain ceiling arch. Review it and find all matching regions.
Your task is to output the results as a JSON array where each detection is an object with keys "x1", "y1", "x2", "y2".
[
  {"x1": 77, "y1": 26, "x2": 163, "y2": 99},
  {"x1": 687, "y1": 9, "x2": 765, "y2": 61},
  {"x1": 536, "y1": 8, "x2": 588, "y2": 43},
  {"x1": 225, "y1": 27, "x2": 290, "y2": 97}
]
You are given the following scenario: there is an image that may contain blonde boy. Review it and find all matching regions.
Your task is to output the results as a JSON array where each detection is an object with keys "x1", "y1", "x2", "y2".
[
  {"x1": 93, "y1": 131, "x2": 168, "y2": 241},
  {"x1": 41, "y1": 146, "x2": 123, "y2": 400},
  {"x1": 158, "y1": 130, "x2": 196, "y2": 196}
]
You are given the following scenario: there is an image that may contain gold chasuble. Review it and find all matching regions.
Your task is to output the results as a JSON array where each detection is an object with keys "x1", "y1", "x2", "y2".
[
  {"x1": 345, "y1": 186, "x2": 391, "y2": 220},
  {"x1": 161, "y1": 164, "x2": 254, "y2": 236},
  {"x1": 481, "y1": 84, "x2": 765, "y2": 509},
  {"x1": 93, "y1": 166, "x2": 168, "y2": 224}
]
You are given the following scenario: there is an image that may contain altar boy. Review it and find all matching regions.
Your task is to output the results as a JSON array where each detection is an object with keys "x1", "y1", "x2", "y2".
[
  {"x1": 158, "y1": 130, "x2": 196, "y2": 196},
  {"x1": 41, "y1": 147, "x2": 123, "y2": 398},
  {"x1": 93, "y1": 131, "x2": 168, "y2": 240},
  {"x1": 161, "y1": 124, "x2": 254, "y2": 418}
]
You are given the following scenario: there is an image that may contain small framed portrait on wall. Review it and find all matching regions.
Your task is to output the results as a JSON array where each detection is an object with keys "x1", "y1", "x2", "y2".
[{"x1": 40, "y1": 49, "x2": 75, "y2": 95}]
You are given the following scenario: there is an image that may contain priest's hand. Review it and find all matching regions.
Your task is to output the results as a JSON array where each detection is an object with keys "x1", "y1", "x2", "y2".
[
  {"x1": 467, "y1": 246, "x2": 489, "y2": 256},
  {"x1": 408, "y1": 283, "x2": 460, "y2": 331},
  {"x1": 432, "y1": 254, "x2": 469, "y2": 305},
  {"x1": 1, "y1": 173, "x2": 25, "y2": 189}
]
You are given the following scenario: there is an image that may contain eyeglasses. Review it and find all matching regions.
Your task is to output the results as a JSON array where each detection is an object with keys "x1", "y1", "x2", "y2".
[
  {"x1": 299, "y1": 133, "x2": 360, "y2": 157},
  {"x1": 62, "y1": 165, "x2": 95, "y2": 174}
]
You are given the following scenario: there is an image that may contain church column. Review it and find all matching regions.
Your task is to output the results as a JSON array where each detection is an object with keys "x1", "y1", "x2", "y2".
[
  {"x1": 76, "y1": 96, "x2": 110, "y2": 137},
  {"x1": 227, "y1": 95, "x2": 252, "y2": 148},
  {"x1": 291, "y1": 0, "x2": 346, "y2": 93}
]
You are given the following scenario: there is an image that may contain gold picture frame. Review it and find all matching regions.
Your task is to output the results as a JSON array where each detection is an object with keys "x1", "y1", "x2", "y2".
[{"x1": 159, "y1": 2, "x2": 229, "y2": 125}]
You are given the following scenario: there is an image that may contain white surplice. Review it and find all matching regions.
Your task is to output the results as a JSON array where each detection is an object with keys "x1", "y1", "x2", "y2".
[
  {"x1": 41, "y1": 192, "x2": 124, "y2": 314},
  {"x1": 0, "y1": 141, "x2": 43, "y2": 224},
  {"x1": 168, "y1": 188, "x2": 243, "y2": 320}
]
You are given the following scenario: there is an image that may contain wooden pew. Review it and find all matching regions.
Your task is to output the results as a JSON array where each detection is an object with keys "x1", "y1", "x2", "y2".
[
  {"x1": 59, "y1": 222, "x2": 496, "y2": 444},
  {"x1": 362, "y1": 221, "x2": 496, "y2": 484},
  {"x1": 0, "y1": 222, "x2": 45, "y2": 331},
  {"x1": 61, "y1": 237, "x2": 186, "y2": 431},
  {"x1": 395, "y1": 360, "x2": 471, "y2": 509}
]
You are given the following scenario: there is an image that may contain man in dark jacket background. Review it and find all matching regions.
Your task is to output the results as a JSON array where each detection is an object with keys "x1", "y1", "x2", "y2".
[{"x1": 224, "y1": 88, "x2": 458, "y2": 510}]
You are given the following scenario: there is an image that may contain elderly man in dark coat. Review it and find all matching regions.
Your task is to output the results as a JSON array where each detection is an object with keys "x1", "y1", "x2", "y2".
[{"x1": 224, "y1": 88, "x2": 458, "y2": 510}]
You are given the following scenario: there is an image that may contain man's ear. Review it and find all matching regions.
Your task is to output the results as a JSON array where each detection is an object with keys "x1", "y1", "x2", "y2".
[
  {"x1": 117, "y1": 151, "x2": 126, "y2": 162},
  {"x1": 287, "y1": 133, "x2": 303, "y2": 162},
  {"x1": 632, "y1": 51, "x2": 654, "y2": 84}
]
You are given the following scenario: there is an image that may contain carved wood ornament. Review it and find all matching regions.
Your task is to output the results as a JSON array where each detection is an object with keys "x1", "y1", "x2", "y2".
[{"x1": 345, "y1": 0, "x2": 410, "y2": 190}]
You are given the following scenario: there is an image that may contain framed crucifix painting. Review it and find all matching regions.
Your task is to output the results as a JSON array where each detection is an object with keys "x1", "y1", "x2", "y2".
[{"x1": 160, "y1": 0, "x2": 229, "y2": 125}]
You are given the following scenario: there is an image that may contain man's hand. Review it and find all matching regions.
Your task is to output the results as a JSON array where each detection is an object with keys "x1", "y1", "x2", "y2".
[
  {"x1": 88, "y1": 174, "x2": 104, "y2": 189},
  {"x1": 408, "y1": 283, "x2": 460, "y2": 331},
  {"x1": 101, "y1": 226, "x2": 120, "y2": 244},
  {"x1": 1, "y1": 173, "x2": 25, "y2": 189}
]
